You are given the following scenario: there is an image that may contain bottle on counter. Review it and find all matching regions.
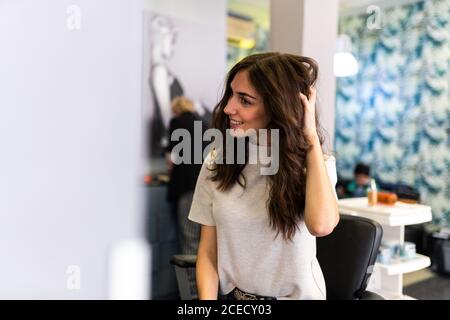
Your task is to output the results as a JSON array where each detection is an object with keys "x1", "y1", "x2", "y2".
[{"x1": 368, "y1": 178, "x2": 378, "y2": 206}]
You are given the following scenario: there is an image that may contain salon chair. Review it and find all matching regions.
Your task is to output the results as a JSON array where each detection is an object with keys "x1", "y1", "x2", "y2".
[
  {"x1": 316, "y1": 214, "x2": 383, "y2": 299},
  {"x1": 170, "y1": 214, "x2": 384, "y2": 300}
]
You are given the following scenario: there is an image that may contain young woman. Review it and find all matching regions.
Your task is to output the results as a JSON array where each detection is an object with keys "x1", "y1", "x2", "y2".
[{"x1": 188, "y1": 52, "x2": 339, "y2": 300}]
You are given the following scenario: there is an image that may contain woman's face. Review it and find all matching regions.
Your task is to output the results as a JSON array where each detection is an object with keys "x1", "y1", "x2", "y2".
[
  {"x1": 161, "y1": 31, "x2": 175, "y2": 59},
  {"x1": 223, "y1": 70, "x2": 270, "y2": 137}
]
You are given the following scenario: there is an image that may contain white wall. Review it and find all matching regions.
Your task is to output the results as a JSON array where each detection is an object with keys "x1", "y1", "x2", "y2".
[
  {"x1": 0, "y1": 0, "x2": 144, "y2": 298},
  {"x1": 0, "y1": 0, "x2": 227, "y2": 300}
]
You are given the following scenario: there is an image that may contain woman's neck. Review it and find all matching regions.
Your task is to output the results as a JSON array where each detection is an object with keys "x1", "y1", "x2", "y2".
[{"x1": 249, "y1": 130, "x2": 271, "y2": 147}]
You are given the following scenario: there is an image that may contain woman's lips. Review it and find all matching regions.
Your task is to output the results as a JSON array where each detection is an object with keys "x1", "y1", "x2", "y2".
[{"x1": 230, "y1": 119, "x2": 243, "y2": 129}]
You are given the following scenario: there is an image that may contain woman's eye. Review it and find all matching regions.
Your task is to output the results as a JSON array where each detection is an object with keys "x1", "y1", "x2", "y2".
[{"x1": 239, "y1": 97, "x2": 251, "y2": 106}]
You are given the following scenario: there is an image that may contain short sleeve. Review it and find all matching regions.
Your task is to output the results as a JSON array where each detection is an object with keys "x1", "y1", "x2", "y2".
[
  {"x1": 324, "y1": 155, "x2": 339, "y2": 200},
  {"x1": 188, "y1": 155, "x2": 216, "y2": 226}
]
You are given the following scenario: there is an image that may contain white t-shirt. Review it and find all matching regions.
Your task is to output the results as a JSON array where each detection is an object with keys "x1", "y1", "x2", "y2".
[{"x1": 188, "y1": 147, "x2": 338, "y2": 300}]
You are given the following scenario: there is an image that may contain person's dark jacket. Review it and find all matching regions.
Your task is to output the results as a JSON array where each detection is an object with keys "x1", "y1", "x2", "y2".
[{"x1": 166, "y1": 111, "x2": 208, "y2": 203}]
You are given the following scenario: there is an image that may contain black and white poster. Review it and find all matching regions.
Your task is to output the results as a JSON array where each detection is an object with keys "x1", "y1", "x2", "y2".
[{"x1": 142, "y1": 11, "x2": 226, "y2": 174}]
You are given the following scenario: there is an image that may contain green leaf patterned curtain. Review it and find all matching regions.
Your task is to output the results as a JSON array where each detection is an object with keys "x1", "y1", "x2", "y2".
[{"x1": 335, "y1": 0, "x2": 450, "y2": 226}]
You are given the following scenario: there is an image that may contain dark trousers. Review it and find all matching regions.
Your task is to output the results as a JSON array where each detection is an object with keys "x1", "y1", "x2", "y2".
[{"x1": 175, "y1": 191, "x2": 200, "y2": 299}]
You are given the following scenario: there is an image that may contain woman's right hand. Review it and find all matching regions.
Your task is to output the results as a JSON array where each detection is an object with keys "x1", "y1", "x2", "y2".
[
  {"x1": 299, "y1": 87, "x2": 319, "y2": 145},
  {"x1": 196, "y1": 225, "x2": 219, "y2": 300}
]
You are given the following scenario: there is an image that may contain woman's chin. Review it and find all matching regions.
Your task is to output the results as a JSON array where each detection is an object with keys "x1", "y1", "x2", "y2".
[
  {"x1": 229, "y1": 128, "x2": 247, "y2": 138},
  {"x1": 229, "y1": 128, "x2": 260, "y2": 139}
]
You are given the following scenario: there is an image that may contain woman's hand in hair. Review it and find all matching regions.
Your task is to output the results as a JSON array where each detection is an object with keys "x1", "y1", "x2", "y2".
[{"x1": 299, "y1": 87, "x2": 318, "y2": 145}]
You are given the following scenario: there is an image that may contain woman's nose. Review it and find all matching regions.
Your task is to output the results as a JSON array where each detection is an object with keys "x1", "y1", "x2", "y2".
[{"x1": 224, "y1": 102, "x2": 236, "y2": 115}]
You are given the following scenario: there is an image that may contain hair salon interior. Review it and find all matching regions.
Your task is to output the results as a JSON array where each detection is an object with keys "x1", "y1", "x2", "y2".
[{"x1": 0, "y1": 0, "x2": 449, "y2": 300}]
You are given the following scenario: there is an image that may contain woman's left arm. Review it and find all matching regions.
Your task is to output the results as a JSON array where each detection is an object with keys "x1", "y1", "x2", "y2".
[{"x1": 300, "y1": 88, "x2": 339, "y2": 237}]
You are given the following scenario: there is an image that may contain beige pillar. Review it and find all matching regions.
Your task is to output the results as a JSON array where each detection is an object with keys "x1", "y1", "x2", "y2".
[{"x1": 270, "y1": 0, "x2": 339, "y2": 152}]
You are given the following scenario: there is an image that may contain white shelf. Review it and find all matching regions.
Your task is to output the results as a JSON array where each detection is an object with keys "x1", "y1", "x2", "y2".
[
  {"x1": 379, "y1": 292, "x2": 417, "y2": 300},
  {"x1": 376, "y1": 253, "x2": 431, "y2": 275},
  {"x1": 338, "y1": 197, "x2": 432, "y2": 300},
  {"x1": 338, "y1": 197, "x2": 432, "y2": 226},
  {"x1": 401, "y1": 294, "x2": 417, "y2": 300}
]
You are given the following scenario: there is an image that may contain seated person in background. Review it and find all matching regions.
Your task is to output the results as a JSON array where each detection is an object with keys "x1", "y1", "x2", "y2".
[{"x1": 347, "y1": 163, "x2": 371, "y2": 197}]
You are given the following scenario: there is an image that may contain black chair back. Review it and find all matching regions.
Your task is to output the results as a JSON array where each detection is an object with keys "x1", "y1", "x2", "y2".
[{"x1": 317, "y1": 214, "x2": 383, "y2": 300}]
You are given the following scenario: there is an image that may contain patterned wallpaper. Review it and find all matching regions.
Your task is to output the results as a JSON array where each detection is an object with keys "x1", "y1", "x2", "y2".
[{"x1": 335, "y1": 0, "x2": 450, "y2": 225}]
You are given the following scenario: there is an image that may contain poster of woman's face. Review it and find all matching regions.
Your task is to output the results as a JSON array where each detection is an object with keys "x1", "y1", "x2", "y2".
[{"x1": 142, "y1": 11, "x2": 226, "y2": 174}]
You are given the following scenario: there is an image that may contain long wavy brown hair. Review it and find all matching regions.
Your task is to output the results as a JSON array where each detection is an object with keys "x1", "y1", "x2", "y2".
[{"x1": 210, "y1": 52, "x2": 326, "y2": 241}]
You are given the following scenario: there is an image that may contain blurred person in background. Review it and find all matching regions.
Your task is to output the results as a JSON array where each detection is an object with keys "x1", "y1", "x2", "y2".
[
  {"x1": 166, "y1": 96, "x2": 207, "y2": 299},
  {"x1": 347, "y1": 163, "x2": 371, "y2": 197}
]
